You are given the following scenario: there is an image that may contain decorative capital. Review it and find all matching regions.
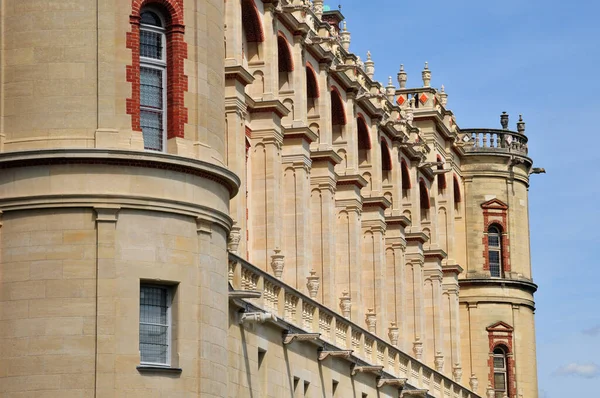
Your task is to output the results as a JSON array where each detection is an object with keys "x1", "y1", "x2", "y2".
[
  {"x1": 339, "y1": 290, "x2": 352, "y2": 318},
  {"x1": 228, "y1": 223, "x2": 242, "y2": 255},
  {"x1": 413, "y1": 338, "x2": 423, "y2": 360},
  {"x1": 453, "y1": 365, "x2": 463, "y2": 383},
  {"x1": 365, "y1": 308, "x2": 377, "y2": 333},
  {"x1": 434, "y1": 353, "x2": 444, "y2": 372},
  {"x1": 388, "y1": 322, "x2": 399, "y2": 346},
  {"x1": 469, "y1": 374, "x2": 479, "y2": 393}
]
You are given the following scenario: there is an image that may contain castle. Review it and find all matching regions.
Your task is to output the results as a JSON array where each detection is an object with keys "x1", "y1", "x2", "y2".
[{"x1": 0, "y1": 0, "x2": 541, "y2": 397}]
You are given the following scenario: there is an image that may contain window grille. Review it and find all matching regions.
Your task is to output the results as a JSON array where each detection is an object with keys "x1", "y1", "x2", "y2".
[
  {"x1": 488, "y1": 225, "x2": 502, "y2": 278},
  {"x1": 140, "y1": 284, "x2": 171, "y2": 365},
  {"x1": 493, "y1": 347, "x2": 508, "y2": 398}
]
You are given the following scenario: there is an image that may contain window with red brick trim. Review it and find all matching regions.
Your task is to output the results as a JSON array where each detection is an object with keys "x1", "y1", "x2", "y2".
[
  {"x1": 487, "y1": 322, "x2": 516, "y2": 398},
  {"x1": 331, "y1": 86, "x2": 346, "y2": 142},
  {"x1": 241, "y1": 0, "x2": 264, "y2": 62},
  {"x1": 419, "y1": 178, "x2": 430, "y2": 221},
  {"x1": 381, "y1": 140, "x2": 392, "y2": 184},
  {"x1": 401, "y1": 159, "x2": 411, "y2": 198},
  {"x1": 306, "y1": 63, "x2": 319, "y2": 116},
  {"x1": 277, "y1": 33, "x2": 294, "y2": 91},
  {"x1": 357, "y1": 114, "x2": 371, "y2": 165},
  {"x1": 127, "y1": 0, "x2": 188, "y2": 151},
  {"x1": 481, "y1": 199, "x2": 510, "y2": 277}
]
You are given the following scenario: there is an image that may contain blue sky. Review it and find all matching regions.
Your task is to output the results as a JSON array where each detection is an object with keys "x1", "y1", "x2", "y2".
[{"x1": 335, "y1": 0, "x2": 600, "y2": 396}]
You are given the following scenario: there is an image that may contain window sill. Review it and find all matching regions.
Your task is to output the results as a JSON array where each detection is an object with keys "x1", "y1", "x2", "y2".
[{"x1": 136, "y1": 365, "x2": 182, "y2": 374}]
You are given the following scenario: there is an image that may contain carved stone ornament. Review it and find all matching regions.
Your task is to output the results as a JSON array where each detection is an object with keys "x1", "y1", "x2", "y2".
[
  {"x1": 469, "y1": 374, "x2": 479, "y2": 393},
  {"x1": 439, "y1": 85, "x2": 448, "y2": 107},
  {"x1": 306, "y1": 269, "x2": 320, "y2": 299},
  {"x1": 339, "y1": 290, "x2": 351, "y2": 318},
  {"x1": 365, "y1": 51, "x2": 375, "y2": 79},
  {"x1": 453, "y1": 365, "x2": 463, "y2": 383},
  {"x1": 388, "y1": 322, "x2": 399, "y2": 346},
  {"x1": 228, "y1": 224, "x2": 241, "y2": 254},
  {"x1": 340, "y1": 21, "x2": 351, "y2": 51},
  {"x1": 422, "y1": 62, "x2": 431, "y2": 87},
  {"x1": 434, "y1": 353, "x2": 444, "y2": 372},
  {"x1": 486, "y1": 384, "x2": 496, "y2": 398},
  {"x1": 270, "y1": 249, "x2": 285, "y2": 279},
  {"x1": 413, "y1": 338, "x2": 423, "y2": 360},
  {"x1": 500, "y1": 111, "x2": 509, "y2": 130},
  {"x1": 365, "y1": 308, "x2": 377, "y2": 333}
]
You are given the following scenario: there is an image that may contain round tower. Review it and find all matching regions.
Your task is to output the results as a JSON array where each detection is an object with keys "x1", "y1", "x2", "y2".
[
  {"x1": 458, "y1": 113, "x2": 539, "y2": 398},
  {"x1": 0, "y1": 0, "x2": 238, "y2": 396}
]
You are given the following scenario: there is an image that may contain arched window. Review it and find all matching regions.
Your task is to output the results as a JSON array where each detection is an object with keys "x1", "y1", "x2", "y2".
[
  {"x1": 306, "y1": 64, "x2": 319, "y2": 117},
  {"x1": 357, "y1": 115, "x2": 371, "y2": 165},
  {"x1": 401, "y1": 159, "x2": 411, "y2": 198},
  {"x1": 493, "y1": 347, "x2": 508, "y2": 398},
  {"x1": 419, "y1": 179, "x2": 430, "y2": 220},
  {"x1": 488, "y1": 225, "x2": 503, "y2": 278},
  {"x1": 453, "y1": 174, "x2": 461, "y2": 210},
  {"x1": 277, "y1": 34, "x2": 293, "y2": 91},
  {"x1": 437, "y1": 155, "x2": 446, "y2": 193},
  {"x1": 330, "y1": 87, "x2": 346, "y2": 142},
  {"x1": 140, "y1": 9, "x2": 167, "y2": 151},
  {"x1": 241, "y1": 0, "x2": 264, "y2": 61},
  {"x1": 381, "y1": 140, "x2": 392, "y2": 184}
]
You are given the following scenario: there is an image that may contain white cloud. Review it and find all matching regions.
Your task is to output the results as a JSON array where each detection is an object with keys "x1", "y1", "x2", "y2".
[
  {"x1": 582, "y1": 325, "x2": 600, "y2": 336},
  {"x1": 555, "y1": 363, "x2": 600, "y2": 379}
]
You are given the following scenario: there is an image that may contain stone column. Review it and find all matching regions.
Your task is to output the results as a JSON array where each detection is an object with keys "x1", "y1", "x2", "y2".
[
  {"x1": 317, "y1": 66, "x2": 333, "y2": 148},
  {"x1": 94, "y1": 207, "x2": 120, "y2": 397},
  {"x1": 449, "y1": 289, "x2": 462, "y2": 381},
  {"x1": 411, "y1": 259, "x2": 425, "y2": 359},
  {"x1": 224, "y1": 0, "x2": 243, "y2": 65},
  {"x1": 292, "y1": 35, "x2": 307, "y2": 124},
  {"x1": 260, "y1": 4, "x2": 278, "y2": 99}
]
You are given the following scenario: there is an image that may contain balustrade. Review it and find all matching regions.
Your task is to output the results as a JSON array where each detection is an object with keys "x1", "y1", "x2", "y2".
[
  {"x1": 229, "y1": 253, "x2": 480, "y2": 398},
  {"x1": 462, "y1": 128, "x2": 528, "y2": 155}
]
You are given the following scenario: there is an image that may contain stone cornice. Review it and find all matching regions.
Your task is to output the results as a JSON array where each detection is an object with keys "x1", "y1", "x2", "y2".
[
  {"x1": 245, "y1": 95, "x2": 290, "y2": 118},
  {"x1": 224, "y1": 65, "x2": 254, "y2": 86},
  {"x1": 442, "y1": 263, "x2": 464, "y2": 275},
  {"x1": 458, "y1": 278, "x2": 538, "y2": 294},
  {"x1": 405, "y1": 231, "x2": 429, "y2": 244},
  {"x1": 336, "y1": 174, "x2": 368, "y2": 189},
  {"x1": 385, "y1": 215, "x2": 411, "y2": 228},
  {"x1": 362, "y1": 196, "x2": 392, "y2": 211},
  {"x1": 310, "y1": 149, "x2": 343, "y2": 165},
  {"x1": 424, "y1": 248, "x2": 447, "y2": 261},
  {"x1": 283, "y1": 126, "x2": 319, "y2": 143}
]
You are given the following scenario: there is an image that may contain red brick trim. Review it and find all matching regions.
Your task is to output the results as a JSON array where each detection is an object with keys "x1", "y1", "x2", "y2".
[
  {"x1": 487, "y1": 322, "x2": 516, "y2": 398},
  {"x1": 482, "y1": 199, "x2": 510, "y2": 274},
  {"x1": 357, "y1": 113, "x2": 371, "y2": 150},
  {"x1": 401, "y1": 158, "x2": 411, "y2": 189},
  {"x1": 306, "y1": 62, "x2": 320, "y2": 98},
  {"x1": 277, "y1": 32, "x2": 294, "y2": 72},
  {"x1": 419, "y1": 178, "x2": 430, "y2": 209},
  {"x1": 330, "y1": 86, "x2": 346, "y2": 125},
  {"x1": 127, "y1": 0, "x2": 188, "y2": 141},
  {"x1": 241, "y1": 0, "x2": 264, "y2": 43}
]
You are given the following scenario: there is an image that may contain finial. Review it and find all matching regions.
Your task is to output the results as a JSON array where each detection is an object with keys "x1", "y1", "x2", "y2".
[
  {"x1": 340, "y1": 21, "x2": 351, "y2": 51},
  {"x1": 342, "y1": 20, "x2": 347, "y2": 31},
  {"x1": 500, "y1": 111, "x2": 509, "y2": 130},
  {"x1": 422, "y1": 61, "x2": 431, "y2": 87},
  {"x1": 517, "y1": 114, "x2": 526, "y2": 134},
  {"x1": 397, "y1": 64, "x2": 407, "y2": 89},
  {"x1": 364, "y1": 51, "x2": 375, "y2": 79},
  {"x1": 367, "y1": 51, "x2": 371, "y2": 61},
  {"x1": 441, "y1": 84, "x2": 445, "y2": 92},
  {"x1": 386, "y1": 76, "x2": 395, "y2": 102},
  {"x1": 388, "y1": 76, "x2": 393, "y2": 86},
  {"x1": 439, "y1": 84, "x2": 448, "y2": 107}
]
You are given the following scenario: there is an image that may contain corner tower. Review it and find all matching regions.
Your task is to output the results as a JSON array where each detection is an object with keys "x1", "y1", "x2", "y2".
[
  {"x1": 458, "y1": 113, "x2": 540, "y2": 398},
  {"x1": 0, "y1": 0, "x2": 238, "y2": 396}
]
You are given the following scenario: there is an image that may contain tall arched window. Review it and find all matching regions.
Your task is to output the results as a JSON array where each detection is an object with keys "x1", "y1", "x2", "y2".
[
  {"x1": 437, "y1": 155, "x2": 446, "y2": 193},
  {"x1": 381, "y1": 140, "x2": 392, "y2": 184},
  {"x1": 493, "y1": 347, "x2": 509, "y2": 398},
  {"x1": 488, "y1": 225, "x2": 503, "y2": 278},
  {"x1": 241, "y1": 0, "x2": 264, "y2": 62},
  {"x1": 357, "y1": 116, "x2": 371, "y2": 165},
  {"x1": 306, "y1": 64, "x2": 319, "y2": 117},
  {"x1": 140, "y1": 9, "x2": 167, "y2": 151},
  {"x1": 330, "y1": 87, "x2": 346, "y2": 142},
  {"x1": 419, "y1": 179, "x2": 430, "y2": 221},
  {"x1": 277, "y1": 34, "x2": 293, "y2": 91},
  {"x1": 453, "y1": 174, "x2": 461, "y2": 211},
  {"x1": 401, "y1": 159, "x2": 411, "y2": 199}
]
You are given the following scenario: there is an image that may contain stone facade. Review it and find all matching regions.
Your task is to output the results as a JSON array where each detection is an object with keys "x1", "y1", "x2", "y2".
[{"x1": 0, "y1": 0, "x2": 540, "y2": 397}]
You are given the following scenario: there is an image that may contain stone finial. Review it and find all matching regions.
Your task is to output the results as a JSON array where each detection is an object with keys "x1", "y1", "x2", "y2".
[
  {"x1": 500, "y1": 111, "x2": 509, "y2": 130},
  {"x1": 439, "y1": 84, "x2": 448, "y2": 107},
  {"x1": 413, "y1": 338, "x2": 423, "y2": 360},
  {"x1": 517, "y1": 114, "x2": 526, "y2": 134},
  {"x1": 469, "y1": 374, "x2": 479, "y2": 393},
  {"x1": 340, "y1": 21, "x2": 351, "y2": 51},
  {"x1": 313, "y1": 0, "x2": 323, "y2": 18},
  {"x1": 364, "y1": 51, "x2": 375, "y2": 79},
  {"x1": 306, "y1": 269, "x2": 320, "y2": 299},
  {"x1": 453, "y1": 365, "x2": 463, "y2": 383},
  {"x1": 397, "y1": 64, "x2": 407, "y2": 89},
  {"x1": 365, "y1": 308, "x2": 377, "y2": 333},
  {"x1": 228, "y1": 223, "x2": 241, "y2": 255},
  {"x1": 388, "y1": 322, "x2": 399, "y2": 346},
  {"x1": 339, "y1": 290, "x2": 351, "y2": 318},
  {"x1": 422, "y1": 61, "x2": 431, "y2": 87},
  {"x1": 386, "y1": 76, "x2": 396, "y2": 102},
  {"x1": 271, "y1": 249, "x2": 285, "y2": 278},
  {"x1": 356, "y1": 56, "x2": 364, "y2": 70}
]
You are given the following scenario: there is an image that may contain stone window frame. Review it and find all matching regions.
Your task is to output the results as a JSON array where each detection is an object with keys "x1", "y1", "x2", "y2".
[
  {"x1": 139, "y1": 283, "x2": 174, "y2": 367},
  {"x1": 487, "y1": 321, "x2": 516, "y2": 398}
]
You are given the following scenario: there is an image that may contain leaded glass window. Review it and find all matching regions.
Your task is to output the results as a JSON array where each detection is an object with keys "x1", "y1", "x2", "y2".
[
  {"x1": 140, "y1": 9, "x2": 166, "y2": 151},
  {"x1": 493, "y1": 347, "x2": 508, "y2": 398},
  {"x1": 488, "y1": 225, "x2": 502, "y2": 278},
  {"x1": 140, "y1": 285, "x2": 170, "y2": 365}
]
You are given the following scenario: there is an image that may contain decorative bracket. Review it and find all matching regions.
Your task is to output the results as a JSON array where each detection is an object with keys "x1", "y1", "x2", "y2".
[
  {"x1": 239, "y1": 312, "x2": 277, "y2": 325},
  {"x1": 282, "y1": 332, "x2": 321, "y2": 345},
  {"x1": 376, "y1": 378, "x2": 407, "y2": 388},
  {"x1": 318, "y1": 350, "x2": 353, "y2": 361},
  {"x1": 351, "y1": 365, "x2": 383, "y2": 376},
  {"x1": 229, "y1": 290, "x2": 262, "y2": 300}
]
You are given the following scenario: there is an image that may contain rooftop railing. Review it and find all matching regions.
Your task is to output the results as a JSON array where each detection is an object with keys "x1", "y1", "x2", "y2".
[
  {"x1": 229, "y1": 253, "x2": 481, "y2": 398},
  {"x1": 461, "y1": 128, "x2": 528, "y2": 156}
]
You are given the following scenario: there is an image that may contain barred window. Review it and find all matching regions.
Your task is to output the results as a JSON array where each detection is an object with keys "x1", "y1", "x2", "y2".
[
  {"x1": 140, "y1": 284, "x2": 171, "y2": 365},
  {"x1": 140, "y1": 9, "x2": 166, "y2": 151},
  {"x1": 488, "y1": 225, "x2": 502, "y2": 278}
]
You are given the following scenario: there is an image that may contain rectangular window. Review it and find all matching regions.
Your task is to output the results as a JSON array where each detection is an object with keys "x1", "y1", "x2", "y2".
[
  {"x1": 140, "y1": 284, "x2": 171, "y2": 365},
  {"x1": 489, "y1": 250, "x2": 501, "y2": 277},
  {"x1": 140, "y1": 67, "x2": 165, "y2": 151}
]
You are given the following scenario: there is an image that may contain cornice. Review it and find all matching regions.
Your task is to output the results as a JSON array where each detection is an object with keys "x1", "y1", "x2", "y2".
[
  {"x1": 224, "y1": 65, "x2": 254, "y2": 86},
  {"x1": 283, "y1": 126, "x2": 319, "y2": 143},
  {"x1": 310, "y1": 149, "x2": 343, "y2": 165},
  {"x1": 245, "y1": 95, "x2": 290, "y2": 118},
  {"x1": 336, "y1": 174, "x2": 368, "y2": 189},
  {"x1": 385, "y1": 215, "x2": 411, "y2": 228},
  {"x1": 458, "y1": 278, "x2": 538, "y2": 294},
  {"x1": 362, "y1": 196, "x2": 392, "y2": 211}
]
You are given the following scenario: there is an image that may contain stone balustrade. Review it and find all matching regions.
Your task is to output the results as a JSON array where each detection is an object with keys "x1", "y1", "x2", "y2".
[
  {"x1": 461, "y1": 128, "x2": 528, "y2": 156},
  {"x1": 229, "y1": 253, "x2": 481, "y2": 398}
]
